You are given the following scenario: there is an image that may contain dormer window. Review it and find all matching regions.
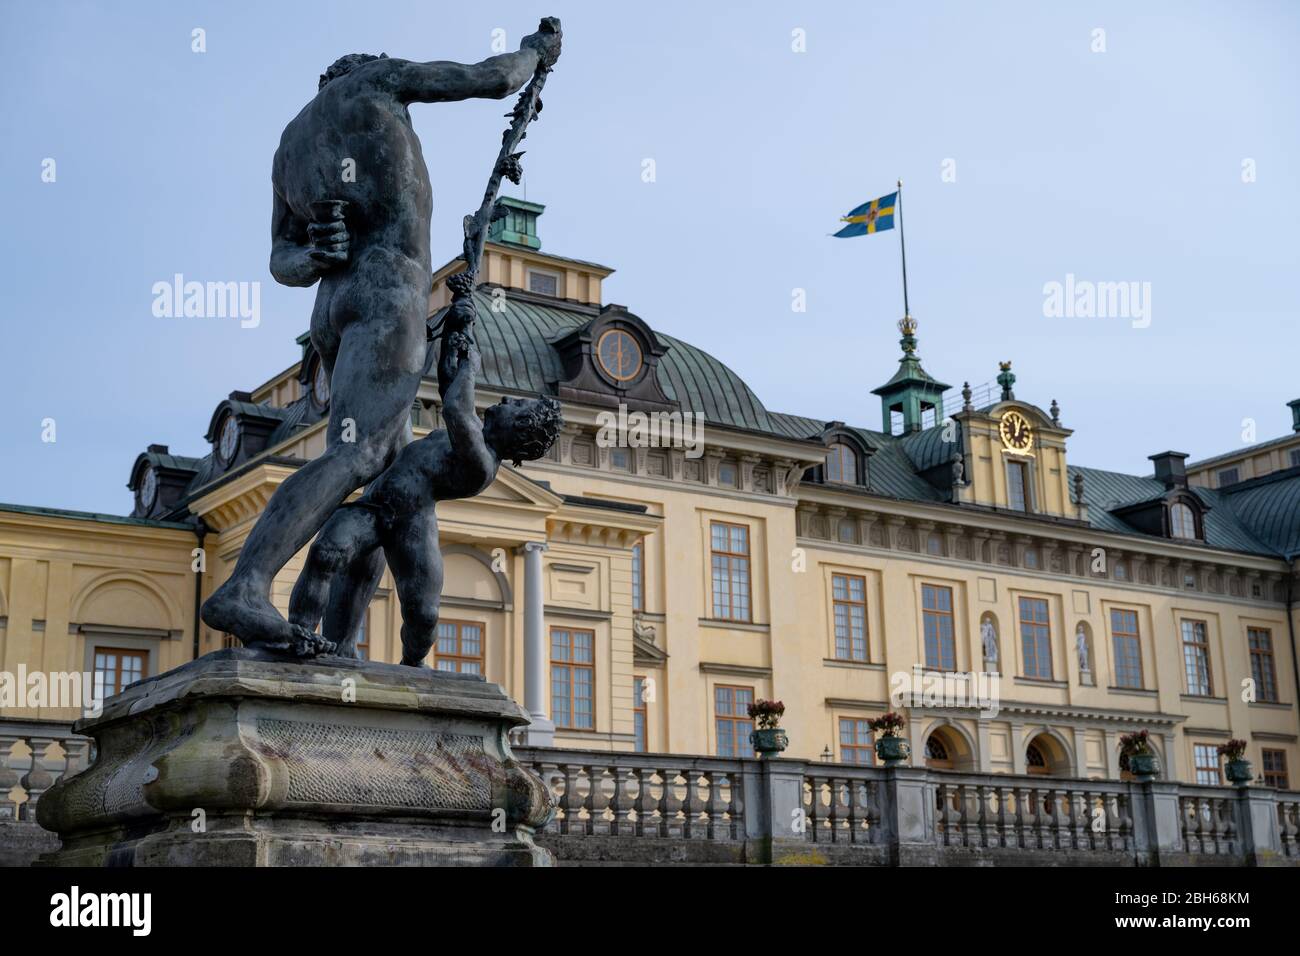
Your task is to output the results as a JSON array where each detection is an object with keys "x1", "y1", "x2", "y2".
[
  {"x1": 217, "y1": 414, "x2": 240, "y2": 465},
  {"x1": 596, "y1": 328, "x2": 643, "y2": 382},
  {"x1": 1169, "y1": 501, "x2": 1197, "y2": 539},
  {"x1": 825, "y1": 443, "x2": 857, "y2": 484},
  {"x1": 136, "y1": 465, "x2": 157, "y2": 513},
  {"x1": 527, "y1": 268, "x2": 559, "y2": 297}
]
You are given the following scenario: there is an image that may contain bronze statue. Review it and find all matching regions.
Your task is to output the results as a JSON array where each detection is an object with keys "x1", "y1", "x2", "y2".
[{"x1": 202, "y1": 19, "x2": 562, "y2": 656}]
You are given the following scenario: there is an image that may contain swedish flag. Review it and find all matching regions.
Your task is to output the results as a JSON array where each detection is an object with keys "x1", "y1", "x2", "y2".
[{"x1": 834, "y1": 191, "x2": 897, "y2": 238}]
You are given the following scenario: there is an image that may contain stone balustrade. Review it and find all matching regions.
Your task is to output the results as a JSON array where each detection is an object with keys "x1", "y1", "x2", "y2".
[
  {"x1": 0, "y1": 720, "x2": 93, "y2": 822},
  {"x1": 514, "y1": 746, "x2": 1300, "y2": 867}
]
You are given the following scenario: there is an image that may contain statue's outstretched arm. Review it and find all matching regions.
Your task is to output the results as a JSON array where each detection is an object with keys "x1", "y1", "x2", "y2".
[{"x1": 386, "y1": 21, "x2": 560, "y2": 104}]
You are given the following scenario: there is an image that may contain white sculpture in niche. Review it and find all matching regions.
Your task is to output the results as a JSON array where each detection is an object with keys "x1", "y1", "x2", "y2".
[
  {"x1": 980, "y1": 618, "x2": 999, "y2": 671},
  {"x1": 1076, "y1": 624, "x2": 1094, "y2": 684}
]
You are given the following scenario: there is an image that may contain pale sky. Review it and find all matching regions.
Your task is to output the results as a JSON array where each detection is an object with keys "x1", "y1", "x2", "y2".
[{"x1": 2, "y1": 0, "x2": 1297, "y2": 514}]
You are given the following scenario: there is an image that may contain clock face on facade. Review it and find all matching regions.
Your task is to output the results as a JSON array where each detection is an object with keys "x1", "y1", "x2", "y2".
[
  {"x1": 138, "y1": 466, "x2": 157, "y2": 511},
  {"x1": 596, "y1": 329, "x2": 643, "y2": 382},
  {"x1": 999, "y1": 410, "x2": 1034, "y2": 452},
  {"x1": 218, "y1": 415, "x2": 240, "y2": 463},
  {"x1": 311, "y1": 359, "x2": 331, "y2": 407}
]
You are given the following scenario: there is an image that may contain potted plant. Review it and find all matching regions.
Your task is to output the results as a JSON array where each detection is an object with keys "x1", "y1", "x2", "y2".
[
  {"x1": 1218, "y1": 739, "x2": 1252, "y2": 785},
  {"x1": 748, "y1": 699, "x2": 788, "y2": 757},
  {"x1": 1119, "y1": 729, "x2": 1159, "y2": 779},
  {"x1": 868, "y1": 712, "x2": 910, "y2": 766}
]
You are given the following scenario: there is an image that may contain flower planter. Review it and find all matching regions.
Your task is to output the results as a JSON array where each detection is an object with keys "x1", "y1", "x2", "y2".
[
  {"x1": 1127, "y1": 752, "x2": 1159, "y2": 779},
  {"x1": 1225, "y1": 758, "x2": 1253, "y2": 785},
  {"x1": 750, "y1": 728, "x2": 788, "y2": 757},
  {"x1": 875, "y1": 735, "x2": 910, "y2": 767}
]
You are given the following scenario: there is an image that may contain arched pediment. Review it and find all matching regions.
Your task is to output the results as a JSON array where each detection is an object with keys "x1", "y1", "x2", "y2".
[{"x1": 70, "y1": 570, "x2": 183, "y2": 631}]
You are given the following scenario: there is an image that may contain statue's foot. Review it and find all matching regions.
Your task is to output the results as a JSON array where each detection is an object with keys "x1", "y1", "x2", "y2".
[
  {"x1": 400, "y1": 655, "x2": 431, "y2": 668},
  {"x1": 203, "y1": 580, "x2": 336, "y2": 658}
]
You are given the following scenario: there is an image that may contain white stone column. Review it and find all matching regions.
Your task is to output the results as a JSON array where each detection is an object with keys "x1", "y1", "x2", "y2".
[{"x1": 521, "y1": 541, "x2": 554, "y2": 746}]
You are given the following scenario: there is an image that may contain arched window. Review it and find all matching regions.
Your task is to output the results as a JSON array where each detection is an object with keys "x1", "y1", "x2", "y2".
[
  {"x1": 825, "y1": 442, "x2": 857, "y2": 484},
  {"x1": 1169, "y1": 502, "x2": 1196, "y2": 539},
  {"x1": 925, "y1": 734, "x2": 952, "y2": 770},
  {"x1": 1026, "y1": 743, "x2": 1046, "y2": 768}
]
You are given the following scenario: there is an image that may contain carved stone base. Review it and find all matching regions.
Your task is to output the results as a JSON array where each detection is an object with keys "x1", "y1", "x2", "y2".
[{"x1": 36, "y1": 648, "x2": 554, "y2": 866}]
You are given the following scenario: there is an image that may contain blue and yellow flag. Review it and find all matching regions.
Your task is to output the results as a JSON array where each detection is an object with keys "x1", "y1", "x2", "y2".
[{"x1": 834, "y1": 191, "x2": 897, "y2": 238}]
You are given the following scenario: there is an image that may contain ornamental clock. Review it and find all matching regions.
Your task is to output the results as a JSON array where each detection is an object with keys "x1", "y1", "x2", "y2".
[
  {"x1": 218, "y1": 414, "x2": 240, "y2": 464},
  {"x1": 998, "y1": 410, "x2": 1034, "y2": 453},
  {"x1": 595, "y1": 328, "x2": 643, "y2": 382},
  {"x1": 137, "y1": 465, "x2": 157, "y2": 512}
]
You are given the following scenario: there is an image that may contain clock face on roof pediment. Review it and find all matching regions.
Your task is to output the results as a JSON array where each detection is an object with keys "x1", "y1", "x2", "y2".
[{"x1": 550, "y1": 304, "x2": 676, "y2": 412}]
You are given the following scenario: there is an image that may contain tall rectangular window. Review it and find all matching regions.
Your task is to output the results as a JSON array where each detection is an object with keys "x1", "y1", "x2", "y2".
[
  {"x1": 839, "y1": 717, "x2": 874, "y2": 765},
  {"x1": 633, "y1": 676, "x2": 648, "y2": 753},
  {"x1": 1262, "y1": 749, "x2": 1289, "y2": 789},
  {"x1": 631, "y1": 539, "x2": 644, "y2": 612},
  {"x1": 434, "y1": 620, "x2": 483, "y2": 675},
  {"x1": 710, "y1": 522, "x2": 751, "y2": 621},
  {"x1": 714, "y1": 685, "x2": 754, "y2": 757},
  {"x1": 832, "y1": 573, "x2": 868, "y2": 661},
  {"x1": 355, "y1": 614, "x2": 370, "y2": 661},
  {"x1": 1110, "y1": 609, "x2": 1143, "y2": 689},
  {"x1": 1019, "y1": 596, "x2": 1053, "y2": 680},
  {"x1": 922, "y1": 584, "x2": 956, "y2": 671},
  {"x1": 1248, "y1": 627, "x2": 1278, "y2": 703},
  {"x1": 1193, "y1": 744, "x2": 1221, "y2": 785},
  {"x1": 93, "y1": 648, "x2": 147, "y2": 696},
  {"x1": 551, "y1": 628, "x2": 595, "y2": 730},
  {"x1": 1006, "y1": 461, "x2": 1030, "y2": 512},
  {"x1": 1181, "y1": 620, "x2": 1213, "y2": 696}
]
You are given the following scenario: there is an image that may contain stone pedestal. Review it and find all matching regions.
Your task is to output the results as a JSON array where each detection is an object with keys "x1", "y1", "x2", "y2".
[{"x1": 36, "y1": 648, "x2": 554, "y2": 866}]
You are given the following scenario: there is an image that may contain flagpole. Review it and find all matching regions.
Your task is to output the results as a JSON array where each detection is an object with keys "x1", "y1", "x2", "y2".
[{"x1": 897, "y1": 178, "x2": 911, "y2": 318}]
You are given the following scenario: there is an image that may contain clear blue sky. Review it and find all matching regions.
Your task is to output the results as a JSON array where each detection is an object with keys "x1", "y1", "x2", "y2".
[{"x1": 2, "y1": 0, "x2": 1297, "y2": 515}]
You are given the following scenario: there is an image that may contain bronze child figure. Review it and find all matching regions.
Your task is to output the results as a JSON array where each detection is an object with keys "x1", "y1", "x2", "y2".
[{"x1": 288, "y1": 326, "x2": 562, "y2": 665}]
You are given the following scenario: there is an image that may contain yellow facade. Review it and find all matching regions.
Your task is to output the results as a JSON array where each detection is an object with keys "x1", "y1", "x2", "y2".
[{"x1": 3, "y1": 226, "x2": 1298, "y2": 792}]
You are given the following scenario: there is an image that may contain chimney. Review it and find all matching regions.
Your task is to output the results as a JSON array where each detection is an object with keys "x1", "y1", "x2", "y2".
[
  {"x1": 1288, "y1": 398, "x2": 1300, "y2": 433},
  {"x1": 146, "y1": 443, "x2": 169, "y2": 455},
  {"x1": 1149, "y1": 450, "x2": 1189, "y2": 489}
]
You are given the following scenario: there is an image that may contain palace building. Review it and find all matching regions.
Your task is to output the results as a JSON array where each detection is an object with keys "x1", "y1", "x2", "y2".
[{"x1": 3, "y1": 197, "x2": 1299, "y2": 796}]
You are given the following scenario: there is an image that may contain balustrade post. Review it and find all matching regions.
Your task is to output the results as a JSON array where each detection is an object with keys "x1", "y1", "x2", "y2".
[
  {"x1": 877, "y1": 766, "x2": 937, "y2": 865},
  {"x1": 1131, "y1": 779, "x2": 1183, "y2": 866},
  {"x1": 1235, "y1": 783, "x2": 1283, "y2": 866},
  {"x1": 741, "y1": 757, "x2": 807, "y2": 864}
]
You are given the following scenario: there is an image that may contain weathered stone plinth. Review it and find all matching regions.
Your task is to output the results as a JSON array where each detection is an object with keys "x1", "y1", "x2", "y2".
[{"x1": 36, "y1": 648, "x2": 554, "y2": 866}]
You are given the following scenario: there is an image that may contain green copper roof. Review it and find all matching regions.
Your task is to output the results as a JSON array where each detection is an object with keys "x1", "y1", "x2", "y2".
[{"x1": 437, "y1": 291, "x2": 775, "y2": 433}]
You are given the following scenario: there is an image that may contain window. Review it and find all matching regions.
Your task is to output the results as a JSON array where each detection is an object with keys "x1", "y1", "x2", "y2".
[
  {"x1": 710, "y1": 522, "x2": 751, "y2": 621},
  {"x1": 926, "y1": 534, "x2": 943, "y2": 556},
  {"x1": 1110, "y1": 609, "x2": 1143, "y2": 689},
  {"x1": 1262, "y1": 749, "x2": 1289, "y2": 789},
  {"x1": 610, "y1": 448, "x2": 630, "y2": 471},
  {"x1": 1169, "y1": 501, "x2": 1197, "y2": 539},
  {"x1": 1018, "y1": 596, "x2": 1053, "y2": 680},
  {"x1": 633, "y1": 676, "x2": 648, "y2": 753},
  {"x1": 837, "y1": 520, "x2": 856, "y2": 544},
  {"x1": 527, "y1": 269, "x2": 559, "y2": 296},
  {"x1": 1248, "y1": 627, "x2": 1278, "y2": 703},
  {"x1": 831, "y1": 573, "x2": 868, "y2": 661},
  {"x1": 1181, "y1": 620, "x2": 1213, "y2": 696},
  {"x1": 1291, "y1": 449, "x2": 1300, "y2": 469},
  {"x1": 714, "y1": 685, "x2": 754, "y2": 757},
  {"x1": 1006, "y1": 460, "x2": 1030, "y2": 512},
  {"x1": 356, "y1": 614, "x2": 369, "y2": 661},
  {"x1": 825, "y1": 443, "x2": 857, "y2": 484},
  {"x1": 550, "y1": 628, "x2": 595, "y2": 730},
  {"x1": 434, "y1": 620, "x2": 483, "y2": 674},
  {"x1": 924, "y1": 733, "x2": 953, "y2": 769},
  {"x1": 93, "y1": 648, "x2": 147, "y2": 697},
  {"x1": 1023, "y1": 548, "x2": 1039, "y2": 569},
  {"x1": 839, "y1": 718, "x2": 874, "y2": 765},
  {"x1": 1216, "y1": 467, "x2": 1239, "y2": 488},
  {"x1": 1193, "y1": 744, "x2": 1222, "y2": 786},
  {"x1": 631, "y1": 539, "x2": 644, "y2": 613},
  {"x1": 1114, "y1": 561, "x2": 1127, "y2": 581},
  {"x1": 922, "y1": 584, "x2": 956, "y2": 671},
  {"x1": 1026, "y1": 743, "x2": 1046, "y2": 768},
  {"x1": 717, "y1": 462, "x2": 737, "y2": 487}
]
